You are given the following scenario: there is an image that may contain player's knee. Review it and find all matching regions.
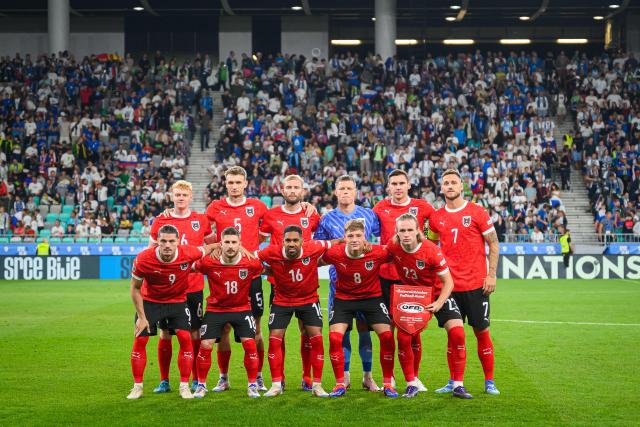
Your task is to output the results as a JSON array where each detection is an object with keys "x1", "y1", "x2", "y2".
[
  {"x1": 447, "y1": 326, "x2": 466, "y2": 348},
  {"x1": 200, "y1": 339, "x2": 214, "y2": 350},
  {"x1": 379, "y1": 330, "x2": 394, "y2": 349},
  {"x1": 242, "y1": 338, "x2": 257, "y2": 352},
  {"x1": 358, "y1": 330, "x2": 373, "y2": 347},
  {"x1": 159, "y1": 329, "x2": 171, "y2": 340},
  {"x1": 473, "y1": 327, "x2": 490, "y2": 337},
  {"x1": 190, "y1": 330, "x2": 200, "y2": 340},
  {"x1": 175, "y1": 329, "x2": 191, "y2": 347},
  {"x1": 133, "y1": 335, "x2": 150, "y2": 351}
]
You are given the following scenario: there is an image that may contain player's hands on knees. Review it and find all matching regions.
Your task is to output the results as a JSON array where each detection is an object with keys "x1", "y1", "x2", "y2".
[
  {"x1": 426, "y1": 300, "x2": 444, "y2": 313},
  {"x1": 135, "y1": 317, "x2": 150, "y2": 337},
  {"x1": 301, "y1": 202, "x2": 317, "y2": 217},
  {"x1": 483, "y1": 276, "x2": 496, "y2": 296}
]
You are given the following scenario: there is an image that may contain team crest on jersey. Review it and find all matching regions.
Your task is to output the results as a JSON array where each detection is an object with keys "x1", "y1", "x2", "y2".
[
  {"x1": 365, "y1": 260, "x2": 375, "y2": 271},
  {"x1": 302, "y1": 257, "x2": 310, "y2": 265},
  {"x1": 409, "y1": 207, "x2": 418, "y2": 217},
  {"x1": 462, "y1": 216, "x2": 472, "y2": 227},
  {"x1": 300, "y1": 217, "x2": 309, "y2": 228},
  {"x1": 191, "y1": 220, "x2": 200, "y2": 231},
  {"x1": 246, "y1": 206, "x2": 254, "y2": 217},
  {"x1": 416, "y1": 259, "x2": 425, "y2": 270},
  {"x1": 180, "y1": 263, "x2": 189, "y2": 270},
  {"x1": 239, "y1": 269, "x2": 248, "y2": 280}
]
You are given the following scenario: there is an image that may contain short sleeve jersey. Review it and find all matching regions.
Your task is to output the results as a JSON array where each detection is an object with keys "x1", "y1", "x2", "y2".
[
  {"x1": 132, "y1": 245, "x2": 205, "y2": 303},
  {"x1": 194, "y1": 254, "x2": 263, "y2": 312},
  {"x1": 257, "y1": 240, "x2": 329, "y2": 306},
  {"x1": 322, "y1": 244, "x2": 390, "y2": 300},
  {"x1": 428, "y1": 201, "x2": 495, "y2": 292},
  {"x1": 206, "y1": 197, "x2": 268, "y2": 252},
  {"x1": 260, "y1": 205, "x2": 320, "y2": 246},
  {"x1": 150, "y1": 210, "x2": 213, "y2": 293},
  {"x1": 387, "y1": 241, "x2": 449, "y2": 297},
  {"x1": 373, "y1": 197, "x2": 435, "y2": 280}
]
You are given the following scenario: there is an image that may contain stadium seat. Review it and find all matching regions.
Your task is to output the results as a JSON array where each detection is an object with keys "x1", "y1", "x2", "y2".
[
  {"x1": 39, "y1": 205, "x2": 50, "y2": 215},
  {"x1": 128, "y1": 237, "x2": 141, "y2": 243},
  {"x1": 49, "y1": 237, "x2": 62, "y2": 243},
  {"x1": 58, "y1": 213, "x2": 71, "y2": 223},
  {"x1": 62, "y1": 205, "x2": 74, "y2": 214},
  {"x1": 45, "y1": 213, "x2": 59, "y2": 222},
  {"x1": 49, "y1": 205, "x2": 62, "y2": 214},
  {"x1": 40, "y1": 229, "x2": 51, "y2": 238},
  {"x1": 34, "y1": 196, "x2": 40, "y2": 206},
  {"x1": 115, "y1": 205, "x2": 122, "y2": 215},
  {"x1": 114, "y1": 236, "x2": 127, "y2": 243},
  {"x1": 64, "y1": 195, "x2": 75, "y2": 205},
  {"x1": 36, "y1": 237, "x2": 46, "y2": 243},
  {"x1": 75, "y1": 237, "x2": 88, "y2": 243},
  {"x1": 132, "y1": 221, "x2": 143, "y2": 232},
  {"x1": 107, "y1": 196, "x2": 115, "y2": 209},
  {"x1": 62, "y1": 237, "x2": 75, "y2": 243},
  {"x1": 101, "y1": 237, "x2": 113, "y2": 243},
  {"x1": 260, "y1": 196, "x2": 272, "y2": 208},
  {"x1": 0, "y1": 237, "x2": 9, "y2": 243},
  {"x1": 117, "y1": 229, "x2": 130, "y2": 237},
  {"x1": 89, "y1": 237, "x2": 101, "y2": 243}
]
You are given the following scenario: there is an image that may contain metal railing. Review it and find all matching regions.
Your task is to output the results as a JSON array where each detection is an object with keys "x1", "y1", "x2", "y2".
[
  {"x1": 503, "y1": 233, "x2": 640, "y2": 244},
  {"x1": 0, "y1": 233, "x2": 150, "y2": 243}
]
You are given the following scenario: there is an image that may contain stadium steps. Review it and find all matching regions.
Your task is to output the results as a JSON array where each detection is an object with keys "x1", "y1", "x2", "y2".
[
  {"x1": 185, "y1": 90, "x2": 223, "y2": 213},
  {"x1": 551, "y1": 118, "x2": 597, "y2": 244}
]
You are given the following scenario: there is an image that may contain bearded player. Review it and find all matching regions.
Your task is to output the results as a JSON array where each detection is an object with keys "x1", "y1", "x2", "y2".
[
  {"x1": 428, "y1": 169, "x2": 500, "y2": 396},
  {"x1": 259, "y1": 174, "x2": 320, "y2": 391},
  {"x1": 127, "y1": 225, "x2": 216, "y2": 399},
  {"x1": 387, "y1": 214, "x2": 470, "y2": 398},
  {"x1": 191, "y1": 227, "x2": 265, "y2": 398},
  {"x1": 257, "y1": 225, "x2": 331, "y2": 398},
  {"x1": 314, "y1": 175, "x2": 381, "y2": 391},
  {"x1": 321, "y1": 220, "x2": 397, "y2": 398},
  {"x1": 372, "y1": 169, "x2": 435, "y2": 391},
  {"x1": 149, "y1": 180, "x2": 216, "y2": 393}
]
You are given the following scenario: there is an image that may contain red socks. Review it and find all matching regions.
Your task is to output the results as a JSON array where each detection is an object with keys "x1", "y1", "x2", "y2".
[
  {"x1": 301, "y1": 335, "x2": 313, "y2": 384},
  {"x1": 378, "y1": 331, "x2": 395, "y2": 385},
  {"x1": 474, "y1": 329, "x2": 495, "y2": 381},
  {"x1": 396, "y1": 329, "x2": 415, "y2": 382},
  {"x1": 242, "y1": 339, "x2": 259, "y2": 384},
  {"x1": 309, "y1": 334, "x2": 324, "y2": 383},
  {"x1": 217, "y1": 349, "x2": 231, "y2": 377},
  {"x1": 447, "y1": 326, "x2": 466, "y2": 382},
  {"x1": 329, "y1": 331, "x2": 345, "y2": 383},
  {"x1": 191, "y1": 338, "x2": 201, "y2": 383},
  {"x1": 175, "y1": 330, "x2": 193, "y2": 383},
  {"x1": 157, "y1": 338, "x2": 172, "y2": 381},
  {"x1": 197, "y1": 347, "x2": 212, "y2": 384},
  {"x1": 411, "y1": 334, "x2": 422, "y2": 377},
  {"x1": 268, "y1": 336, "x2": 284, "y2": 382},
  {"x1": 131, "y1": 336, "x2": 149, "y2": 383}
]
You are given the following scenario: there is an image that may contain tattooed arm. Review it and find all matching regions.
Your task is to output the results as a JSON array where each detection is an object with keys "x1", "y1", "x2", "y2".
[{"x1": 482, "y1": 229, "x2": 500, "y2": 296}]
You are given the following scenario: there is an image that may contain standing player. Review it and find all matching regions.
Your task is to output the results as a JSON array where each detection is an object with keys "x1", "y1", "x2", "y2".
[
  {"x1": 259, "y1": 174, "x2": 320, "y2": 391},
  {"x1": 321, "y1": 220, "x2": 397, "y2": 398},
  {"x1": 428, "y1": 169, "x2": 501, "y2": 396},
  {"x1": 257, "y1": 225, "x2": 331, "y2": 398},
  {"x1": 205, "y1": 166, "x2": 269, "y2": 391},
  {"x1": 191, "y1": 227, "x2": 265, "y2": 398},
  {"x1": 149, "y1": 180, "x2": 216, "y2": 393},
  {"x1": 372, "y1": 169, "x2": 435, "y2": 391},
  {"x1": 314, "y1": 174, "x2": 381, "y2": 391},
  {"x1": 388, "y1": 214, "x2": 469, "y2": 398},
  {"x1": 127, "y1": 225, "x2": 215, "y2": 399}
]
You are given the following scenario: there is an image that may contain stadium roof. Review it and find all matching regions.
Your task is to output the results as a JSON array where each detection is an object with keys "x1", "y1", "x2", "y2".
[{"x1": 0, "y1": 0, "x2": 635, "y2": 27}]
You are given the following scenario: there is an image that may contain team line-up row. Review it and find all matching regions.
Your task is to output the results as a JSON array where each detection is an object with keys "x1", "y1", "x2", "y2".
[{"x1": 126, "y1": 167, "x2": 500, "y2": 400}]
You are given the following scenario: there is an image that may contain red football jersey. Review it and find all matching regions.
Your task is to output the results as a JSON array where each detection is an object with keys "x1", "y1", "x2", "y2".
[
  {"x1": 387, "y1": 241, "x2": 449, "y2": 297},
  {"x1": 428, "y1": 201, "x2": 494, "y2": 292},
  {"x1": 373, "y1": 197, "x2": 435, "y2": 280},
  {"x1": 132, "y1": 245, "x2": 205, "y2": 303},
  {"x1": 206, "y1": 197, "x2": 268, "y2": 252},
  {"x1": 194, "y1": 254, "x2": 263, "y2": 312},
  {"x1": 150, "y1": 210, "x2": 213, "y2": 293},
  {"x1": 257, "y1": 240, "x2": 329, "y2": 306},
  {"x1": 259, "y1": 205, "x2": 320, "y2": 246},
  {"x1": 322, "y1": 244, "x2": 391, "y2": 300}
]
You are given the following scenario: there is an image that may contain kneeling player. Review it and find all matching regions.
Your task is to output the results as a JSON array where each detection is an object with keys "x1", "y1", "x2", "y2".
[
  {"x1": 321, "y1": 220, "x2": 397, "y2": 398},
  {"x1": 389, "y1": 214, "x2": 472, "y2": 399},
  {"x1": 257, "y1": 225, "x2": 330, "y2": 398},
  {"x1": 192, "y1": 227, "x2": 265, "y2": 398},
  {"x1": 127, "y1": 225, "x2": 215, "y2": 399}
]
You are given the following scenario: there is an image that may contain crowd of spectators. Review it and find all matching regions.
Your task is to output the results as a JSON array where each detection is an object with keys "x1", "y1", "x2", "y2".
[
  {"x1": 1, "y1": 48, "x2": 638, "y2": 244},
  {"x1": 0, "y1": 50, "x2": 213, "y2": 242}
]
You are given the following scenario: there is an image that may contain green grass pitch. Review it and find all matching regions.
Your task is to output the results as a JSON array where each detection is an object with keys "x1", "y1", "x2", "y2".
[{"x1": 1, "y1": 279, "x2": 639, "y2": 426}]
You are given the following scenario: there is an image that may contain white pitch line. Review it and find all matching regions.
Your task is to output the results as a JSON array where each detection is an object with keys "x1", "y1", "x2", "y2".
[{"x1": 493, "y1": 319, "x2": 640, "y2": 327}]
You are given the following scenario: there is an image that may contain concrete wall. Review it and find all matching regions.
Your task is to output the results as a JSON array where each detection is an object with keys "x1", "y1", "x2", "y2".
[
  {"x1": 219, "y1": 16, "x2": 252, "y2": 60},
  {"x1": 0, "y1": 16, "x2": 124, "y2": 58},
  {"x1": 281, "y1": 16, "x2": 329, "y2": 59}
]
